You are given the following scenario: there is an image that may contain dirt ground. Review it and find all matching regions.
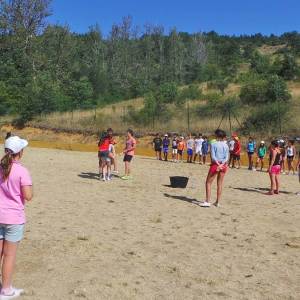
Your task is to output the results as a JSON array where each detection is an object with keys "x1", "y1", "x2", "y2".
[{"x1": 6, "y1": 147, "x2": 300, "y2": 300}]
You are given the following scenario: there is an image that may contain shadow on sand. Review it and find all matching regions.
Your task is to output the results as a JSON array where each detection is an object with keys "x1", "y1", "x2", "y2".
[
  {"x1": 78, "y1": 172, "x2": 99, "y2": 180},
  {"x1": 232, "y1": 187, "x2": 292, "y2": 195},
  {"x1": 164, "y1": 193, "x2": 200, "y2": 205}
]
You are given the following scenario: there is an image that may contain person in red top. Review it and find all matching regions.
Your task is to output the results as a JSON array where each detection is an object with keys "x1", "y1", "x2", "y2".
[
  {"x1": 231, "y1": 136, "x2": 241, "y2": 169},
  {"x1": 98, "y1": 132, "x2": 112, "y2": 181}
]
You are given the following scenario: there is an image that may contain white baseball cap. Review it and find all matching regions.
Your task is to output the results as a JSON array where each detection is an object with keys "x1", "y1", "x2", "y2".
[
  {"x1": 164, "y1": 134, "x2": 168, "y2": 137},
  {"x1": 4, "y1": 136, "x2": 28, "y2": 154}
]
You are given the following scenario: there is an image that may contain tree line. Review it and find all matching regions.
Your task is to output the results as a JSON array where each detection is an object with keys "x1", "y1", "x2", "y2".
[{"x1": 0, "y1": 0, "x2": 299, "y2": 129}]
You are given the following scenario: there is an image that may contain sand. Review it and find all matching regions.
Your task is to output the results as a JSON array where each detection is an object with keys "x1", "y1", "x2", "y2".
[{"x1": 7, "y1": 147, "x2": 300, "y2": 299}]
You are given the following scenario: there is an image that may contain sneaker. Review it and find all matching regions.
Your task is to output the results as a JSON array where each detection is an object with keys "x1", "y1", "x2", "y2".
[
  {"x1": 106, "y1": 175, "x2": 111, "y2": 181},
  {"x1": 296, "y1": 192, "x2": 300, "y2": 196},
  {"x1": 213, "y1": 202, "x2": 220, "y2": 207},
  {"x1": 0, "y1": 287, "x2": 24, "y2": 299},
  {"x1": 102, "y1": 176, "x2": 106, "y2": 182},
  {"x1": 199, "y1": 201, "x2": 211, "y2": 207},
  {"x1": 252, "y1": 168, "x2": 256, "y2": 171},
  {"x1": 121, "y1": 176, "x2": 129, "y2": 180}
]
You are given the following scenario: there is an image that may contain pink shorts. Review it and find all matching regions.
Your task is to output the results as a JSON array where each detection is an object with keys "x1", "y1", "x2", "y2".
[
  {"x1": 209, "y1": 163, "x2": 228, "y2": 175},
  {"x1": 269, "y1": 165, "x2": 281, "y2": 175}
]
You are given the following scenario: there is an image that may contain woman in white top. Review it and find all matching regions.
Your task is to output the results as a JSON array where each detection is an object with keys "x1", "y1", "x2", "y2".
[{"x1": 286, "y1": 140, "x2": 296, "y2": 175}]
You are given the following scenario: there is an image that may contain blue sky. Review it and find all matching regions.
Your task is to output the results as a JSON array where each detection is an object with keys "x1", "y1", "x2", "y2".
[{"x1": 49, "y1": 0, "x2": 300, "y2": 36}]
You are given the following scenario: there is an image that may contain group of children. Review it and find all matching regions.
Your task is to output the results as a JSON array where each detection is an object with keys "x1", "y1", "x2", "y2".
[
  {"x1": 152, "y1": 133, "x2": 209, "y2": 164},
  {"x1": 97, "y1": 128, "x2": 136, "y2": 181}
]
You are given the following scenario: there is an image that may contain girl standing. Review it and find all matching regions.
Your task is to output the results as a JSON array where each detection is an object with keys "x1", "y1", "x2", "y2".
[
  {"x1": 98, "y1": 132, "x2": 111, "y2": 181},
  {"x1": 255, "y1": 141, "x2": 267, "y2": 171},
  {"x1": 266, "y1": 140, "x2": 282, "y2": 195},
  {"x1": 0, "y1": 136, "x2": 33, "y2": 298},
  {"x1": 286, "y1": 140, "x2": 296, "y2": 175},
  {"x1": 122, "y1": 129, "x2": 136, "y2": 180},
  {"x1": 200, "y1": 129, "x2": 229, "y2": 207}
]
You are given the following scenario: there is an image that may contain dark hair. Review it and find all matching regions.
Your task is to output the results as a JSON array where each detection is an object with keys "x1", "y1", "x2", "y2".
[
  {"x1": 215, "y1": 129, "x2": 227, "y2": 139},
  {"x1": 289, "y1": 140, "x2": 295, "y2": 145},
  {"x1": 98, "y1": 131, "x2": 108, "y2": 146},
  {"x1": 128, "y1": 129, "x2": 134, "y2": 136},
  {"x1": 271, "y1": 140, "x2": 279, "y2": 147},
  {"x1": 5, "y1": 132, "x2": 12, "y2": 140},
  {"x1": 0, "y1": 149, "x2": 16, "y2": 180},
  {"x1": 107, "y1": 128, "x2": 113, "y2": 133}
]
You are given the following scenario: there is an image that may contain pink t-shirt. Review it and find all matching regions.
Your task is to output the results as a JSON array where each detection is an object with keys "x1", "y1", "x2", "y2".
[
  {"x1": 0, "y1": 161, "x2": 32, "y2": 224},
  {"x1": 125, "y1": 137, "x2": 136, "y2": 156}
]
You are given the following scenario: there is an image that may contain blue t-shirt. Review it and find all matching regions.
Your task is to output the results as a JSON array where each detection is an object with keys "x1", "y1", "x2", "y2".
[
  {"x1": 202, "y1": 140, "x2": 209, "y2": 154},
  {"x1": 162, "y1": 138, "x2": 170, "y2": 148},
  {"x1": 211, "y1": 141, "x2": 229, "y2": 164},
  {"x1": 247, "y1": 141, "x2": 256, "y2": 153}
]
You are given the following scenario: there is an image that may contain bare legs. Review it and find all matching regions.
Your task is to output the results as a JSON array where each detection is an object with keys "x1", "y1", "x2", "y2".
[
  {"x1": 124, "y1": 161, "x2": 130, "y2": 176},
  {"x1": 205, "y1": 171, "x2": 225, "y2": 204},
  {"x1": 268, "y1": 173, "x2": 279, "y2": 194},
  {"x1": 0, "y1": 240, "x2": 18, "y2": 291}
]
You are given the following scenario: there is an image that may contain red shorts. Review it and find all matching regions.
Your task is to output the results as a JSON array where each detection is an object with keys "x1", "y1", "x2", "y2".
[
  {"x1": 209, "y1": 163, "x2": 228, "y2": 175},
  {"x1": 269, "y1": 165, "x2": 281, "y2": 175}
]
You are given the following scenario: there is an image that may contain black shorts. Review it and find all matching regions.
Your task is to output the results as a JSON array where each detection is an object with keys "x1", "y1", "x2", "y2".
[
  {"x1": 178, "y1": 150, "x2": 183, "y2": 155},
  {"x1": 233, "y1": 154, "x2": 240, "y2": 160},
  {"x1": 98, "y1": 151, "x2": 109, "y2": 159},
  {"x1": 155, "y1": 147, "x2": 162, "y2": 152},
  {"x1": 123, "y1": 155, "x2": 133, "y2": 162},
  {"x1": 287, "y1": 155, "x2": 294, "y2": 161},
  {"x1": 258, "y1": 156, "x2": 264, "y2": 160},
  {"x1": 248, "y1": 152, "x2": 254, "y2": 156}
]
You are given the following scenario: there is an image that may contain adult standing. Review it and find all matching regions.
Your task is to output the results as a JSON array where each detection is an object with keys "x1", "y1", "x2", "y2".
[
  {"x1": 246, "y1": 137, "x2": 256, "y2": 170},
  {"x1": 122, "y1": 129, "x2": 136, "y2": 180}
]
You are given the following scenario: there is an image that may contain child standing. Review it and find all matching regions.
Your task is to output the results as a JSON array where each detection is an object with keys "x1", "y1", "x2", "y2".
[
  {"x1": 98, "y1": 132, "x2": 111, "y2": 181},
  {"x1": 266, "y1": 140, "x2": 282, "y2": 195},
  {"x1": 186, "y1": 134, "x2": 195, "y2": 163},
  {"x1": 231, "y1": 136, "x2": 241, "y2": 169},
  {"x1": 171, "y1": 135, "x2": 178, "y2": 162},
  {"x1": 286, "y1": 140, "x2": 296, "y2": 175},
  {"x1": 122, "y1": 129, "x2": 136, "y2": 180},
  {"x1": 201, "y1": 136, "x2": 209, "y2": 165},
  {"x1": 194, "y1": 134, "x2": 204, "y2": 164},
  {"x1": 107, "y1": 128, "x2": 118, "y2": 174},
  {"x1": 200, "y1": 129, "x2": 229, "y2": 207},
  {"x1": 162, "y1": 134, "x2": 170, "y2": 161},
  {"x1": 177, "y1": 137, "x2": 185, "y2": 162},
  {"x1": 0, "y1": 136, "x2": 33, "y2": 298},
  {"x1": 255, "y1": 141, "x2": 267, "y2": 171},
  {"x1": 153, "y1": 134, "x2": 162, "y2": 160},
  {"x1": 246, "y1": 137, "x2": 256, "y2": 170}
]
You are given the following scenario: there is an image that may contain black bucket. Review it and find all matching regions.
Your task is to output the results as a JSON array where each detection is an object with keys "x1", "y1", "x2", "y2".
[{"x1": 169, "y1": 176, "x2": 189, "y2": 188}]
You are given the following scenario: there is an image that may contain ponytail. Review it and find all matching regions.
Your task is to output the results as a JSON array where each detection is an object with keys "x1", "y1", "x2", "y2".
[{"x1": 1, "y1": 150, "x2": 14, "y2": 180}]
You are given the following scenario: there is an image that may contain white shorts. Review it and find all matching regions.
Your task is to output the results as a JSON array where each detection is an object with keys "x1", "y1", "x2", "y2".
[
  {"x1": 195, "y1": 148, "x2": 202, "y2": 155},
  {"x1": 172, "y1": 149, "x2": 178, "y2": 154}
]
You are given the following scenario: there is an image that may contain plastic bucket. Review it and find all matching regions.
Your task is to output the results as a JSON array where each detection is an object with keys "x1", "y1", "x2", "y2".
[{"x1": 169, "y1": 176, "x2": 189, "y2": 188}]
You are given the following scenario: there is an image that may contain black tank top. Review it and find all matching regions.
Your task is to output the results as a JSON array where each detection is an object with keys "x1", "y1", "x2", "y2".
[{"x1": 270, "y1": 151, "x2": 281, "y2": 166}]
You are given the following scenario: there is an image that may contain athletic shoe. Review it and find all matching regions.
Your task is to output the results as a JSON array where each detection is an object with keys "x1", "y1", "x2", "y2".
[
  {"x1": 252, "y1": 168, "x2": 256, "y2": 171},
  {"x1": 0, "y1": 287, "x2": 24, "y2": 299},
  {"x1": 199, "y1": 201, "x2": 211, "y2": 207},
  {"x1": 213, "y1": 202, "x2": 220, "y2": 207},
  {"x1": 121, "y1": 176, "x2": 129, "y2": 180}
]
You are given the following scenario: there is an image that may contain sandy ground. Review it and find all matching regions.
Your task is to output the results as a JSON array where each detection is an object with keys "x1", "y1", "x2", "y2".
[{"x1": 6, "y1": 148, "x2": 300, "y2": 299}]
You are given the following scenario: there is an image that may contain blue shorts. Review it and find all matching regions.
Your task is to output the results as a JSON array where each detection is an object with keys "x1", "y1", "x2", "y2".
[
  {"x1": 187, "y1": 149, "x2": 193, "y2": 156},
  {"x1": 163, "y1": 147, "x2": 169, "y2": 153},
  {"x1": 0, "y1": 224, "x2": 24, "y2": 243}
]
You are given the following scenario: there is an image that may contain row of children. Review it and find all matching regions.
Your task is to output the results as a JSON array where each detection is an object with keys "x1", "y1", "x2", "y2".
[
  {"x1": 97, "y1": 128, "x2": 136, "y2": 181},
  {"x1": 229, "y1": 135, "x2": 298, "y2": 174},
  {"x1": 152, "y1": 133, "x2": 209, "y2": 164},
  {"x1": 200, "y1": 130, "x2": 300, "y2": 208}
]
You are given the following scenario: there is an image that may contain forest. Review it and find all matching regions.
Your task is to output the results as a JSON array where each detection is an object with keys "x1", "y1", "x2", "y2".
[{"x1": 0, "y1": 0, "x2": 300, "y2": 133}]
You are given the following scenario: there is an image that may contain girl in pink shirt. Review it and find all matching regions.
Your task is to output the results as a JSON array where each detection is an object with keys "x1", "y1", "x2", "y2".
[
  {"x1": 0, "y1": 136, "x2": 33, "y2": 299},
  {"x1": 121, "y1": 129, "x2": 136, "y2": 180}
]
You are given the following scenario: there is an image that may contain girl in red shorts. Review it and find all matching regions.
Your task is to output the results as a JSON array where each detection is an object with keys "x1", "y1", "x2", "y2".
[
  {"x1": 266, "y1": 140, "x2": 282, "y2": 195},
  {"x1": 200, "y1": 129, "x2": 229, "y2": 207}
]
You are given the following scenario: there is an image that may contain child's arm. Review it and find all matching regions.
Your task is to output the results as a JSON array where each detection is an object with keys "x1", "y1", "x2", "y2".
[{"x1": 22, "y1": 186, "x2": 33, "y2": 201}]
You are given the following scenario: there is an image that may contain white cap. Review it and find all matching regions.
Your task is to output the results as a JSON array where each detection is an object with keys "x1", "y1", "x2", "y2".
[
  {"x1": 164, "y1": 134, "x2": 168, "y2": 137},
  {"x1": 4, "y1": 136, "x2": 28, "y2": 154},
  {"x1": 261, "y1": 141, "x2": 265, "y2": 144}
]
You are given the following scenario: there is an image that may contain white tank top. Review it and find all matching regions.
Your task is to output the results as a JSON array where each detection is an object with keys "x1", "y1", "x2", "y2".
[{"x1": 287, "y1": 146, "x2": 294, "y2": 156}]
